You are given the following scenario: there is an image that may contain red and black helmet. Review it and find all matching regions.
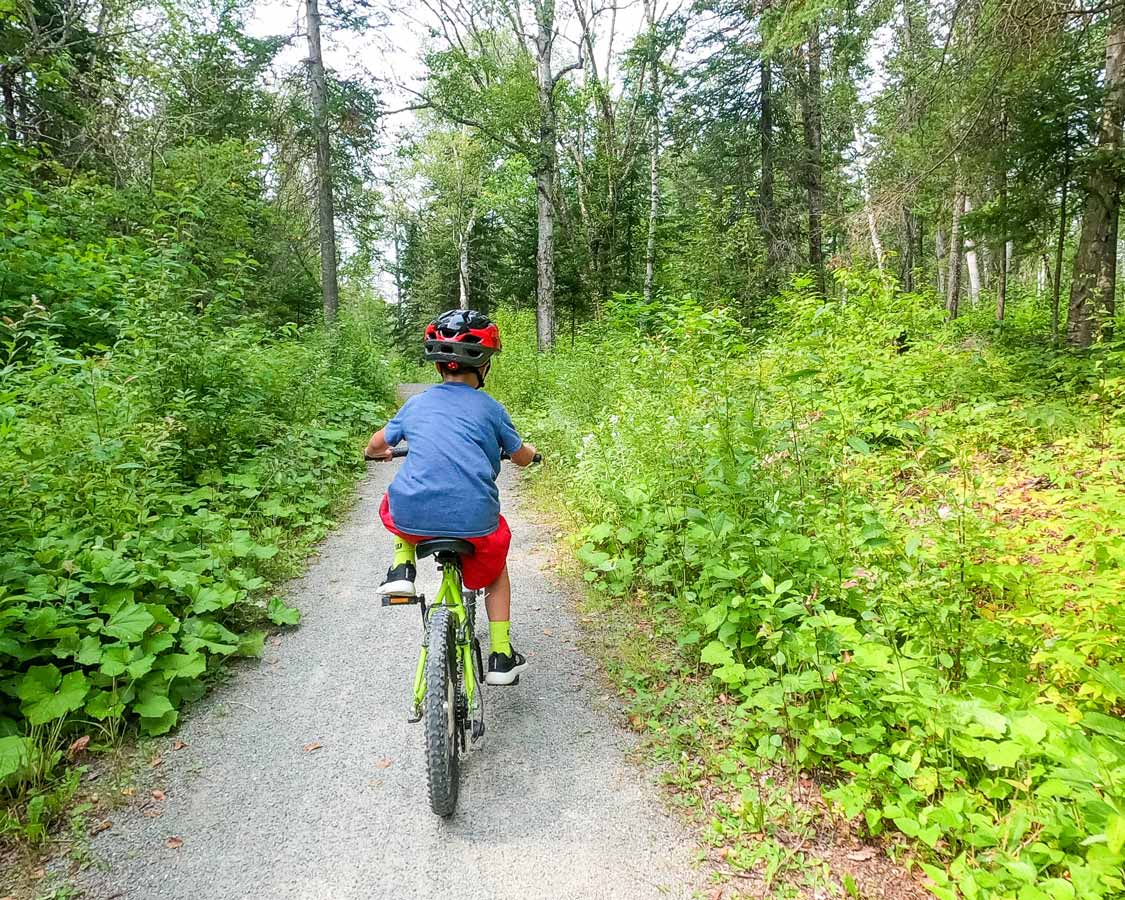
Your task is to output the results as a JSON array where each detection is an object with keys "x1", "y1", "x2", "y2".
[{"x1": 423, "y1": 309, "x2": 501, "y2": 368}]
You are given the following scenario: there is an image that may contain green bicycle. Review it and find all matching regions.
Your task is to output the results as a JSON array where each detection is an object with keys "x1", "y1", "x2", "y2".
[{"x1": 379, "y1": 446, "x2": 538, "y2": 817}]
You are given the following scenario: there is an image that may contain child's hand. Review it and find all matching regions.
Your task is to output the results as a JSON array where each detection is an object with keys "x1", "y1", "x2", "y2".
[{"x1": 364, "y1": 449, "x2": 393, "y2": 461}]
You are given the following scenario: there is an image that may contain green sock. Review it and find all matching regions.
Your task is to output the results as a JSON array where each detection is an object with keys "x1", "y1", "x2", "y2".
[
  {"x1": 489, "y1": 620, "x2": 511, "y2": 656},
  {"x1": 393, "y1": 537, "x2": 416, "y2": 568}
]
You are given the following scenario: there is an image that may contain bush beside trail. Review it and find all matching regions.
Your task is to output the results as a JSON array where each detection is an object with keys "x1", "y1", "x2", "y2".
[
  {"x1": 490, "y1": 278, "x2": 1125, "y2": 899},
  {"x1": 0, "y1": 147, "x2": 394, "y2": 844}
]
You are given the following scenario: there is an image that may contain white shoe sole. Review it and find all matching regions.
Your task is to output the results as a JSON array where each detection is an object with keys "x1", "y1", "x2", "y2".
[
  {"x1": 378, "y1": 580, "x2": 416, "y2": 596},
  {"x1": 485, "y1": 662, "x2": 527, "y2": 686}
]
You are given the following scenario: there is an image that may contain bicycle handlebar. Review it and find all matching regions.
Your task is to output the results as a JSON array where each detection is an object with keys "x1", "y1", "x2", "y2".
[{"x1": 366, "y1": 448, "x2": 542, "y2": 464}]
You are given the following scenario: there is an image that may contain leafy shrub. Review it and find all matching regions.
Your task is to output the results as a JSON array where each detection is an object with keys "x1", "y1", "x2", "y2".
[{"x1": 490, "y1": 277, "x2": 1125, "y2": 899}]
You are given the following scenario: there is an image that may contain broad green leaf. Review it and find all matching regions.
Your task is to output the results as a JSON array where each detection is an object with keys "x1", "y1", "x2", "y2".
[
  {"x1": 134, "y1": 693, "x2": 174, "y2": 719},
  {"x1": 157, "y1": 652, "x2": 205, "y2": 681},
  {"x1": 103, "y1": 603, "x2": 154, "y2": 643},
  {"x1": 982, "y1": 740, "x2": 1025, "y2": 769},
  {"x1": 0, "y1": 735, "x2": 33, "y2": 781},
  {"x1": 18, "y1": 666, "x2": 89, "y2": 725},
  {"x1": 700, "y1": 640, "x2": 735, "y2": 668},
  {"x1": 266, "y1": 597, "x2": 301, "y2": 626}
]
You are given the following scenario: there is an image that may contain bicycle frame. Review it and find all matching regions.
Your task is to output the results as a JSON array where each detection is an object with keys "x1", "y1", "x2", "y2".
[{"x1": 410, "y1": 559, "x2": 477, "y2": 717}]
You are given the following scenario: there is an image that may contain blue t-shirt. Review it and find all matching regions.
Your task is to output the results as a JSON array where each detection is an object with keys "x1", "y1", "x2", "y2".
[{"x1": 384, "y1": 383, "x2": 524, "y2": 537}]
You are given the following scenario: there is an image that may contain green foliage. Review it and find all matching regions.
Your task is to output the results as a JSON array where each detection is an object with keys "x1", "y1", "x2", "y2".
[{"x1": 491, "y1": 277, "x2": 1125, "y2": 898}]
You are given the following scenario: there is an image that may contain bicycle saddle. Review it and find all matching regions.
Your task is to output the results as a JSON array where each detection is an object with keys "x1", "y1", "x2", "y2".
[{"x1": 416, "y1": 538, "x2": 476, "y2": 559}]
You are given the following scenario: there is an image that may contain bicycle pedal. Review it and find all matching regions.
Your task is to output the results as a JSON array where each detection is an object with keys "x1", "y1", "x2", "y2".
[
  {"x1": 471, "y1": 720, "x2": 486, "y2": 740},
  {"x1": 382, "y1": 593, "x2": 422, "y2": 607}
]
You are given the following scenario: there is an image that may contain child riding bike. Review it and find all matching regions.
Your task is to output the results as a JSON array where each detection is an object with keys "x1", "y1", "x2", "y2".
[{"x1": 364, "y1": 309, "x2": 538, "y2": 686}]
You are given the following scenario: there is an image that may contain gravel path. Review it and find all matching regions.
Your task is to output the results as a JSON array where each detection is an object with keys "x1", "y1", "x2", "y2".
[{"x1": 73, "y1": 385, "x2": 701, "y2": 900}]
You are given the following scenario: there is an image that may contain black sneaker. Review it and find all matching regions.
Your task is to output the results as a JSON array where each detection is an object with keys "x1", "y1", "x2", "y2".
[
  {"x1": 378, "y1": 562, "x2": 417, "y2": 597},
  {"x1": 486, "y1": 648, "x2": 527, "y2": 686}
]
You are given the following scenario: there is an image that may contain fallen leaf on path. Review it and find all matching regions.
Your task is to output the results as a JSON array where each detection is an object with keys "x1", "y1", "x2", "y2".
[
  {"x1": 846, "y1": 847, "x2": 876, "y2": 862},
  {"x1": 269, "y1": 637, "x2": 281, "y2": 647},
  {"x1": 90, "y1": 820, "x2": 112, "y2": 835},
  {"x1": 171, "y1": 740, "x2": 187, "y2": 751},
  {"x1": 31, "y1": 867, "x2": 46, "y2": 880},
  {"x1": 542, "y1": 628, "x2": 553, "y2": 636},
  {"x1": 165, "y1": 836, "x2": 184, "y2": 850},
  {"x1": 375, "y1": 757, "x2": 393, "y2": 769},
  {"x1": 303, "y1": 741, "x2": 322, "y2": 753},
  {"x1": 68, "y1": 735, "x2": 91, "y2": 758},
  {"x1": 627, "y1": 714, "x2": 644, "y2": 730},
  {"x1": 143, "y1": 809, "x2": 163, "y2": 818},
  {"x1": 120, "y1": 787, "x2": 136, "y2": 797},
  {"x1": 151, "y1": 789, "x2": 166, "y2": 801},
  {"x1": 150, "y1": 754, "x2": 164, "y2": 768}
]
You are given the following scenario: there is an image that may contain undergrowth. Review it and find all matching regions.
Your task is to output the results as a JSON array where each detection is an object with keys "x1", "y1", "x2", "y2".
[{"x1": 491, "y1": 273, "x2": 1125, "y2": 900}]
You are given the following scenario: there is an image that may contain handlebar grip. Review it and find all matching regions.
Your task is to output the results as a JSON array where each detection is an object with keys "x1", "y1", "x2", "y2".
[
  {"x1": 499, "y1": 450, "x2": 543, "y2": 464},
  {"x1": 365, "y1": 447, "x2": 408, "y2": 461}
]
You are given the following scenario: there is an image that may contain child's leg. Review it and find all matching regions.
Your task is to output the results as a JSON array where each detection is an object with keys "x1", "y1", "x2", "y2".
[
  {"x1": 484, "y1": 565, "x2": 511, "y2": 655},
  {"x1": 393, "y1": 535, "x2": 417, "y2": 567}
]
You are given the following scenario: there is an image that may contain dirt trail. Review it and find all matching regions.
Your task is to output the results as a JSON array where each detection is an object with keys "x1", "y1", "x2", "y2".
[{"x1": 73, "y1": 385, "x2": 701, "y2": 900}]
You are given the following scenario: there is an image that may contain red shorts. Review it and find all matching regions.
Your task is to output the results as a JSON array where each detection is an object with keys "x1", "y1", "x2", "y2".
[{"x1": 379, "y1": 494, "x2": 511, "y2": 591}]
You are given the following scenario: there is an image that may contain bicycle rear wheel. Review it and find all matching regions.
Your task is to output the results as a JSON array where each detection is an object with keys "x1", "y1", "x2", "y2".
[{"x1": 423, "y1": 606, "x2": 460, "y2": 816}]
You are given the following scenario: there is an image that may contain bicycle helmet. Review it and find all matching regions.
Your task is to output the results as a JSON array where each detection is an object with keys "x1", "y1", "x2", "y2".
[{"x1": 423, "y1": 309, "x2": 501, "y2": 369}]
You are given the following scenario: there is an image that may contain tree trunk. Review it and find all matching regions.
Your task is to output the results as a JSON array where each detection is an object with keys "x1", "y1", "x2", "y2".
[
  {"x1": 1053, "y1": 149, "x2": 1071, "y2": 345},
  {"x1": 643, "y1": 0, "x2": 660, "y2": 304},
  {"x1": 800, "y1": 26, "x2": 825, "y2": 294},
  {"x1": 1067, "y1": 13, "x2": 1125, "y2": 346},
  {"x1": 855, "y1": 124, "x2": 884, "y2": 273},
  {"x1": 458, "y1": 208, "x2": 476, "y2": 309},
  {"x1": 947, "y1": 185, "x2": 966, "y2": 318},
  {"x1": 964, "y1": 195, "x2": 981, "y2": 305},
  {"x1": 534, "y1": 1, "x2": 558, "y2": 350},
  {"x1": 936, "y1": 227, "x2": 946, "y2": 297},
  {"x1": 305, "y1": 0, "x2": 339, "y2": 323},
  {"x1": 1, "y1": 65, "x2": 17, "y2": 143},
  {"x1": 901, "y1": 207, "x2": 915, "y2": 291},
  {"x1": 760, "y1": 56, "x2": 778, "y2": 270}
]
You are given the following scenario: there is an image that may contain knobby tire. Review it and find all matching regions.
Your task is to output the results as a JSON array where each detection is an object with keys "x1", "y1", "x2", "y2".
[{"x1": 424, "y1": 606, "x2": 460, "y2": 816}]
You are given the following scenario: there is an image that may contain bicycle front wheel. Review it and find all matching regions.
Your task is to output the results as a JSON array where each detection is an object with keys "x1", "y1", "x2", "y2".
[{"x1": 423, "y1": 606, "x2": 460, "y2": 816}]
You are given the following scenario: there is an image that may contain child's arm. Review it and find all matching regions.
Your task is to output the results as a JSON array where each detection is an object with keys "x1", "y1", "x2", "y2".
[
  {"x1": 364, "y1": 428, "x2": 394, "y2": 461},
  {"x1": 509, "y1": 442, "x2": 539, "y2": 467}
]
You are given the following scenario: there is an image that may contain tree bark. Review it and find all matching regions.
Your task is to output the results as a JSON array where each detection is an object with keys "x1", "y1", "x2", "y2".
[
  {"x1": 854, "y1": 124, "x2": 884, "y2": 273},
  {"x1": 1, "y1": 65, "x2": 17, "y2": 143},
  {"x1": 800, "y1": 26, "x2": 826, "y2": 294},
  {"x1": 1067, "y1": 12, "x2": 1125, "y2": 347},
  {"x1": 935, "y1": 226, "x2": 946, "y2": 297},
  {"x1": 643, "y1": 0, "x2": 660, "y2": 303},
  {"x1": 1053, "y1": 148, "x2": 1071, "y2": 345},
  {"x1": 458, "y1": 208, "x2": 476, "y2": 309},
  {"x1": 946, "y1": 185, "x2": 966, "y2": 318},
  {"x1": 305, "y1": 0, "x2": 339, "y2": 323},
  {"x1": 965, "y1": 196, "x2": 981, "y2": 307},
  {"x1": 533, "y1": 0, "x2": 560, "y2": 350},
  {"x1": 760, "y1": 56, "x2": 778, "y2": 271}
]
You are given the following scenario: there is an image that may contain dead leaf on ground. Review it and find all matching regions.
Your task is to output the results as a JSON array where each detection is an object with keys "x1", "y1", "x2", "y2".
[
  {"x1": 150, "y1": 754, "x2": 164, "y2": 768},
  {"x1": 143, "y1": 809, "x2": 163, "y2": 818},
  {"x1": 165, "y1": 836, "x2": 184, "y2": 850},
  {"x1": 303, "y1": 741, "x2": 322, "y2": 753},
  {"x1": 542, "y1": 628, "x2": 553, "y2": 636},
  {"x1": 68, "y1": 735, "x2": 91, "y2": 758},
  {"x1": 846, "y1": 846, "x2": 876, "y2": 862},
  {"x1": 90, "y1": 820, "x2": 112, "y2": 835},
  {"x1": 120, "y1": 787, "x2": 136, "y2": 797},
  {"x1": 151, "y1": 789, "x2": 166, "y2": 801},
  {"x1": 375, "y1": 757, "x2": 393, "y2": 769},
  {"x1": 171, "y1": 740, "x2": 187, "y2": 751}
]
